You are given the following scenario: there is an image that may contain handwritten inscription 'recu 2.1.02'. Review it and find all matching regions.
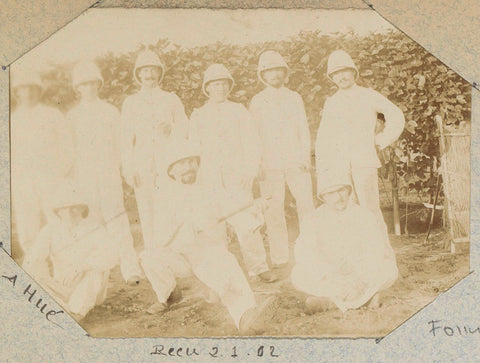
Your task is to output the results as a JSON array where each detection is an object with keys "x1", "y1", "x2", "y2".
[
  {"x1": 2, "y1": 273, "x2": 64, "y2": 327},
  {"x1": 151, "y1": 344, "x2": 279, "y2": 358}
]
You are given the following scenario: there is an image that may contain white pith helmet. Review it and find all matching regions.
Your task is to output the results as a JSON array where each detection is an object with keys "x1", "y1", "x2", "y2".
[
  {"x1": 327, "y1": 50, "x2": 359, "y2": 80},
  {"x1": 51, "y1": 180, "x2": 89, "y2": 212},
  {"x1": 72, "y1": 60, "x2": 104, "y2": 89},
  {"x1": 257, "y1": 50, "x2": 289, "y2": 85},
  {"x1": 202, "y1": 63, "x2": 235, "y2": 98},
  {"x1": 165, "y1": 139, "x2": 201, "y2": 180},
  {"x1": 133, "y1": 49, "x2": 165, "y2": 84}
]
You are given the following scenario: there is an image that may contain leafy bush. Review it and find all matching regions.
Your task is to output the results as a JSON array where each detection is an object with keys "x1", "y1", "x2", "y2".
[{"x1": 36, "y1": 30, "x2": 471, "y2": 198}]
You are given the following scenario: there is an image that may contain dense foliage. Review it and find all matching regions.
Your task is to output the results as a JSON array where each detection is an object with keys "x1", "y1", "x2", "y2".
[{"x1": 35, "y1": 30, "x2": 471, "y2": 198}]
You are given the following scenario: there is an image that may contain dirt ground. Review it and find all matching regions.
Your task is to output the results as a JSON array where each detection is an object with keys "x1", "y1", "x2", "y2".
[{"x1": 79, "y1": 194, "x2": 470, "y2": 339}]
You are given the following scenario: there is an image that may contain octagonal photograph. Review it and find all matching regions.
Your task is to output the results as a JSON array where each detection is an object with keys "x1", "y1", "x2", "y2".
[{"x1": 9, "y1": 8, "x2": 470, "y2": 338}]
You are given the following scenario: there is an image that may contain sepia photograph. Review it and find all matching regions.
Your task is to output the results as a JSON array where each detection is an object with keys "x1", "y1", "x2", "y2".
[{"x1": 9, "y1": 8, "x2": 470, "y2": 338}]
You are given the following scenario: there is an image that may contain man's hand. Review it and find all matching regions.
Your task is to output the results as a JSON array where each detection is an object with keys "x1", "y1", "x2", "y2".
[{"x1": 62, "y1": 269, "x2": 83, "y2": 287}]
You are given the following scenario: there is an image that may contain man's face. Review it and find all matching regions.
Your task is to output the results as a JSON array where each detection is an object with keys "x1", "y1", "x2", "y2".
[
  {"x1": 137, "y1": 66, "x2": 161, "y2": 88},
  {"x1": 261, "y1": 67, "x2": 287, "y2": 88},
  {"x1": 322, "y1": 185, "x2": 351, "y2": 211},
  {"x1": 170, "y1": 157, "x2": 199, "y2": 185},
  {"x1": 77, "y1": 81, "x2": 100, "y2": 100},
  {"x1": 14, "y1": 85, "x2": 41, "y2": 107},
  {"x1": 56, "y1": 205, "x2": 86, "y2": 227},
  {"x1": 330, "y1": 68, "x2": 356, "y2": 90},
  {"x1": 205, "y1": 79, "x2": 231, "y2": 103}
]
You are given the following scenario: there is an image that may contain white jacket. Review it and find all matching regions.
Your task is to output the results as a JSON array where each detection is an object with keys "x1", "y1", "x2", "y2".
[
  {"x1": 120, "y1": 87, "x2": 188, "y2": 184},
  {"x1": 316, "y1": 84, "x2": 405, "y2": 171},
  {"x1": 11, "y1": 103, "x2": 74, "y2": 182},
  {"x1": 190, "y1": 100, "x2": 261, "y2": 190},
  {"x1": 249, "y1": 86, "x2": 311, "y2": 170},
  {"x1": 23, "y1": 217, "x2": 118, "y2": 286},
  {"x1": 67, "y1": 99, "x2": 126, "y2": 221}
]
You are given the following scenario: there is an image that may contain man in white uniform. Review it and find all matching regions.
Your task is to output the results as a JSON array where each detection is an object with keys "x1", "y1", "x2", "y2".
[
  {"x1": 67, "y1": 61, "x2": 143, "y2": 284},
  {"x1": 23, "y1": 181, "x2": 118, "y2": 321},
  {"x1": 291, "y1": 178, "x2": 398, "y2": 314},
  {"x1": 140, "y1": 140, "x2": 274, "y2": 334},
  {"x1": 120, "y1": 49, "x2": 188, "y2": 250},
  {"x1": 11, "y1": 70, "x2": 74, "y2": 260},
  {"x1": 249, "y1": 50, "x2": 315, "y2": 268},
  {"x1": 189, "y1": 63, "x2": 275, "y2": 282},
  {"x1": 315, "y1": 50, "x2": 405, "y2": 225}
]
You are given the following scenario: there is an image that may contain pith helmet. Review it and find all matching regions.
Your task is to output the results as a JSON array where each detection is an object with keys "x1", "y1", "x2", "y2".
[
  {"x1": 72, "y1": 60, "x2": 104, "y2": 89},
  {"x1": 11, "y1": 70, "x2": 43, "y2": 90},
  {"x1": 327, "y1": 50, "x2": 358, "y2": 80},
  {"x1": 165, "y1": 139, "x2": 201, "y2": 179},
  {"x1": 133, "y1": 49, "x2": 165, "y2": 84},
  {"x1": 51, "y1": 179, "x2": 89, "y2": 212},
  {"x1": 202, "y1": 63, "x2": 235, "y2": 97},
  {"x1": 257, "y1": 50, "x2": 289, "y2": 85}
]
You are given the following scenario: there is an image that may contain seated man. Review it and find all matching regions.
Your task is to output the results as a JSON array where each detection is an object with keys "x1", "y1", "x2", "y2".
[
  {"x1": 141, "y1": 139, "x2": 274, "y2": 334},
  {"x1": 291, "y1": 181, "x2": 398, "y2": 314},
  {"x1": 23, "y1": 181, "x2": 118, "y2": 321}
]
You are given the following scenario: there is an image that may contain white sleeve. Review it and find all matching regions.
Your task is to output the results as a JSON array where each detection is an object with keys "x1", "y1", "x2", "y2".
[
  {"x1": 372, "y1": 89, "x2": 405, "y2": 149},
  {"x1": 171, "y1": 93, "x2": 189, "y2": 139},
  {"x1": 239, "y1": 105, "x2": 261, "y2": 178},
  {"x1": 295, "y1": 93, "x2": 312, "y2": 167},
  {"x1": 120, "y1": 97, "x2": 136, "y2": 184}
]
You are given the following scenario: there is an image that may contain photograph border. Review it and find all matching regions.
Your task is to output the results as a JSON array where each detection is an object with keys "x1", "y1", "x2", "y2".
[{"x1": 1, "y1": 1, "x2": 479, "y2": 361}]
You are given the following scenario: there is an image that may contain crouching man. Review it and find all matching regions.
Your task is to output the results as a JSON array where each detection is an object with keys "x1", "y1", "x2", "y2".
[
  {"x1": 291, "y1": 180, "x2": 398, "y2": 314},
  {"x1": 140, "y1": 140, "x2": 274, "y2": 334},
  {"x1": 23, "y1": 181, "x2": 118, "y2": 321}
]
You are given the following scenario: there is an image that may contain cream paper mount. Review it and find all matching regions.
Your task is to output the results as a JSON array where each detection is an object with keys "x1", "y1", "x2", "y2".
[{"x1": 1, "y1": 0, "x2": 479, "y2": 361}]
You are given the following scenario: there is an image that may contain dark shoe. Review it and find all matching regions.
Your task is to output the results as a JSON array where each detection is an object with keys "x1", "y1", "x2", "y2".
[
  {"x1": 167, "y1": 287, "x2": 183, "y2": 304},
  {"x1": 366, "y1": 293, "x2": 382, "y2": 309},
  {"x1": 257, "y1": 270, "x2": 279, "y2": 283},
  {"x1": 239, "y1": 296, "x2": 275, "y2": 335},
  {"x1": 146, "y1": 302, "x2": 168, "y2": 314},
  {"x1": 304, "y1": 296, "x2": 336, "y2": 315}
]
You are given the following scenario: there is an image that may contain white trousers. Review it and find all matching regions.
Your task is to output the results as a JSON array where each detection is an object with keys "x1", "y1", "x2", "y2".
[
  {"x1": 260, "y1": 168, "x2": 314, "y2": 265},
  {"x1": 134, "y1": 170, "x2": 156, "y2": 250},
  {"x1": 141, "y1": 226, "x2": 256, "y2": 328},
  {"x1": 67, "y1": 271, "x2": 110, "y2": 318},
  {"x1": 351, "y1": 167, "x2": 385, "y2": 225},
  {"x1": 43, "y1": 270, "x2": 110, "y2": 319},
  {"x1": 79, "y1": 170, "x2": 142, "y2": 282},
  {"x1": 223, "y1": 186, "x2": 268, "y2": 276}
]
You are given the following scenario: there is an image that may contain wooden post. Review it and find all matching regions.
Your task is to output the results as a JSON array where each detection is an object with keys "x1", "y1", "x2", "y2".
[{"x1": 390, "y1": 152, "x2": 401, "y2": 236}]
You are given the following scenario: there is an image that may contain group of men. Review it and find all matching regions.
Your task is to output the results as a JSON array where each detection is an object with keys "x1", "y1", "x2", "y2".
[{"x1": 12, "y1": 47, "x2": 404, "y2": 333}]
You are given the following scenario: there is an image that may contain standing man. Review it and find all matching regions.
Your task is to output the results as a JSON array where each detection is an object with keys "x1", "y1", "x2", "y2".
[
  {"x1": 67, "y1": 60, "x2": 143, "y2": 284},
  {"x1": 315, "y1": 50, "x2": 405, "y2": 225},
  {"x1": 11, "y1": 69, "x2": 74, "y2": 260},
  {"x1": 189, "y1": 64, "x2": 275, "y2": 282},
  {"x1": 249, "y1": 50, "x2": 315, "y2": 269},
  {"x1": 121, "y1": 49, "x2": 188, "y2": 250}
]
